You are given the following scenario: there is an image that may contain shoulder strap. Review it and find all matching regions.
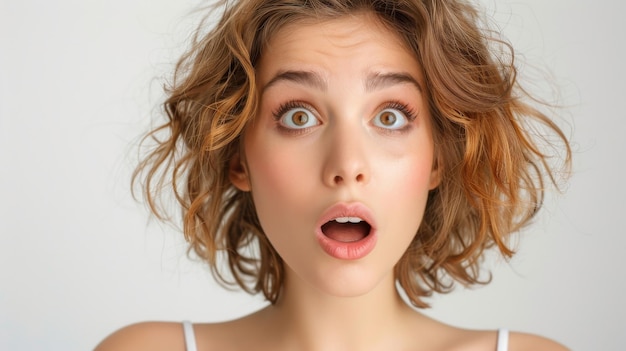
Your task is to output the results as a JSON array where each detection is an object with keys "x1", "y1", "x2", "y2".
[
  {"x1": 183, "y1": 321, "x2": 198, "y2": 351},
  {"x1": 496, "y1": 329, "x2": 509, "y2": 351}
]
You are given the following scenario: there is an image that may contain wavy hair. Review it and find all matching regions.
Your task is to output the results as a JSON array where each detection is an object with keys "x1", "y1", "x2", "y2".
[{"x1": 133, "y1": 0, "x2": 571, "y2": 308}]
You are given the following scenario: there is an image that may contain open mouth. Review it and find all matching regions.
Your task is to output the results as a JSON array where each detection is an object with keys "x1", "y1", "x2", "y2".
[
  {"x1": 321, "y1": 217, "x2": 372, "y2": 243},
  {"x1": 316, "y1": 203, "x2": 378, "y2": 260}
]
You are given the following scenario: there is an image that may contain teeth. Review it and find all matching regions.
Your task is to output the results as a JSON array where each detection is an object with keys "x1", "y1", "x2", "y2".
[{"x1": 334, "y1": 217, "x2": 363, "y2": 223}]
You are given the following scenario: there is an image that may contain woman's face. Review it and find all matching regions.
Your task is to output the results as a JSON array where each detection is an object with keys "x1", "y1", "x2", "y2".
[{"x1": 231, "y1": 13, "x2": 440, "y2": 297}]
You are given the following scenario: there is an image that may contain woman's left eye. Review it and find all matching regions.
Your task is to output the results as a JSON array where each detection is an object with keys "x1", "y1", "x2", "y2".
[{"x1": 372, "y1": 108, "x2": 409, "y2": 130}]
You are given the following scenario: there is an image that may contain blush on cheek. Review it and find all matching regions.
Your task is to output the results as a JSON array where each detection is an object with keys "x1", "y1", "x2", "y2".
[
  {"x1": 248, "y1": 150, "x2": 316, "y2": 212},
  {"x1": 379, "y1": 163, "x2": 433, "y2": 213}
]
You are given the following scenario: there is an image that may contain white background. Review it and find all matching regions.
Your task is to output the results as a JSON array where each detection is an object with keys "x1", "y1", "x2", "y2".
[{"x1": 1, "y1": 0, "x2": 624, "y2": 350}]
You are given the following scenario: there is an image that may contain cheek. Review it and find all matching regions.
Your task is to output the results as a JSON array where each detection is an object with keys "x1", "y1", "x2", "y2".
[
  {"x1": 380, "y1": 150, "x2": 434, "y2": 195},
  {"x1": 247, "y1": 147, "x2": 312, "y2": 199},
  {"x1": 375, "y1": 152, "x2": 435, "y2": 233},
  {"x1": 244, "y1": 141, "x2": 322, "y2": 265},
  {"x1": 244, "y1": 137, "x2": 319, "y2": 229},
  {"x1": 407, "y1": 161, "x2": 435, "y2": 196}
]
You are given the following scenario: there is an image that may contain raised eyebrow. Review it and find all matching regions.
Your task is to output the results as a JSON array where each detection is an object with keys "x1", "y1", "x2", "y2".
[
  {"x1": 262, "y1": 70, "x2": 327, "y2": 93},
  {"x1": 365, "y1": 72, "x2": 423, "y2": 93}
]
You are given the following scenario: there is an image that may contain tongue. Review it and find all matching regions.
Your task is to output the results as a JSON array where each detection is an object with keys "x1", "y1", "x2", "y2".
[{"x1": 321, "y1": 221, "x2": 369, "y2": 242}]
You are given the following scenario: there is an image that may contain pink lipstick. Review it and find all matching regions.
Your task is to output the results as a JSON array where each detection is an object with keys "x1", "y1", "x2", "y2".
[{"x1": 315, "y1": 202, "x2": 377, "y2": 260}]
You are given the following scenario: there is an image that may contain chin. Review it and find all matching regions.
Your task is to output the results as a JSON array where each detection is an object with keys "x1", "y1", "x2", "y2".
[{"x1": 306, "y1": 263, "x2": 393, "y2": 299}]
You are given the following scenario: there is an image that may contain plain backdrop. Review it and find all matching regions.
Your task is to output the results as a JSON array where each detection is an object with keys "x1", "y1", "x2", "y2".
[{"x1": 1, "y1": 0, "x2": 624, "y2": 350}]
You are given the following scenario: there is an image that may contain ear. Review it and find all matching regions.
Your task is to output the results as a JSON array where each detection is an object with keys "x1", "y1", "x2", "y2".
[
  {"x1": 428, "y1": 155, "x2": 442, "y2": 190},
  {"x1": 229, "y1": 151, "x2": 251, "y2": 191}
]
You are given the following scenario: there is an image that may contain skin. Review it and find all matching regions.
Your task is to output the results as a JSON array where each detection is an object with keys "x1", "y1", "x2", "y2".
[{"x1": 95, "y1": 13, "x2": 569, "y2": 351}]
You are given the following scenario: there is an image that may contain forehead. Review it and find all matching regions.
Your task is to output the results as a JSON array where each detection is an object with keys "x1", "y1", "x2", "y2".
[
  {"x1": 255, "y1": 13, "x2": 423, "y2": 84},
  {"x1": 267, "y1": 12, "x2": 403, "y2": 49}
]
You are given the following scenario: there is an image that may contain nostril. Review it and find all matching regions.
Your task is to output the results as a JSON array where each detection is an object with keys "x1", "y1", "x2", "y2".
[{"x1": 332, "y1": 173, "x2": 365, "y2": 184}]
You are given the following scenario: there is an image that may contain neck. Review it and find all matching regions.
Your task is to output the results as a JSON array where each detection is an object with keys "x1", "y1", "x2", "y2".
[{"x1": 263, "y1": 268, "x2": 417, "y2": 351}]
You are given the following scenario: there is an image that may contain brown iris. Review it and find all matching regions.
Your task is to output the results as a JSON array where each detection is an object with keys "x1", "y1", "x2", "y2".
[
  {"x1": 379, "y1": 111, "x2": 397, "y2": 126},
  {"x1": 292, "y1": 111, "x2": 309, "y2": 126}
]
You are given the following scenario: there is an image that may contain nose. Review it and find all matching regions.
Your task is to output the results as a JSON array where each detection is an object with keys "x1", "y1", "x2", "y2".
[{"x1": 322, "y1": 125, "x2": 370, "y2": 187}]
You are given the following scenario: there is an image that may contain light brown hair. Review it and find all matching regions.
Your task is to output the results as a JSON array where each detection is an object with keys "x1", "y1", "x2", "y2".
[{"x1": 134, "y1": 0, "x2": 571, "y2": 308}]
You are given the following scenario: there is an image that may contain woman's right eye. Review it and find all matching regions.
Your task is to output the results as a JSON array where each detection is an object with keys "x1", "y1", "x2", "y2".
[{"x1": 278, "y1": 107, "x2": 319, "y2": 129}]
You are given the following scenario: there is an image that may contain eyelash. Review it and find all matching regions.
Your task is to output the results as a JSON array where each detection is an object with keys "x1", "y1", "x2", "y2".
[
  {"x1": 272, "y1": 101, "x2": 313, "y2": 121},
  {"x1": 382, "y1": 100, "x2": 418, "y2": 122}
]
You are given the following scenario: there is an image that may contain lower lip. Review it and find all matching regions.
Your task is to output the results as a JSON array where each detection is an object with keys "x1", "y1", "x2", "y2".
[{"x1": 315, "y1": 229, "x2": 377, "y2": 260}]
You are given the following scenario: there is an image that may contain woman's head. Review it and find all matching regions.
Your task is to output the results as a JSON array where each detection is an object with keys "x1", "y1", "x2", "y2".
[
  {"x1": 229, "y1": 12, "x2": 441, "y2": 299},
  {"x1": 135, "y1": 0, "x2": 571, "y2": 307}
]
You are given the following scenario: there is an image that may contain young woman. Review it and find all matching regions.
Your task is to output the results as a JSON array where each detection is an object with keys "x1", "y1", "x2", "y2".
[{"x1": 96, "y1": 1, "x2": 571, "y2": 350}]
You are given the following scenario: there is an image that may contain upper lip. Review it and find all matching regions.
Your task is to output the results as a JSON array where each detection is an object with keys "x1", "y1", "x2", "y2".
[{"x1": 317, "y1": 202, "x2": 376, "y2": 230}]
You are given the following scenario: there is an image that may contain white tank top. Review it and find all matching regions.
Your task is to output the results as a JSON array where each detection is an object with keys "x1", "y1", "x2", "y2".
[
  {"x1": 497, "y1": 329, "x2": 509, "y2": 351},
  {"x1": 182, "y1": 321, "x2": 509, "y2": 351},
  {"x1": 183, "y1": 321, "x2": 198, "y2": 351}
]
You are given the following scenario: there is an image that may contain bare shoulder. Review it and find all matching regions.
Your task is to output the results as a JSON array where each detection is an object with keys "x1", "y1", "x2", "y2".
[
  {"x1": 94, "y1": 321, "x2": 187, "y2": 351},
  {"x1": 429, "y1": 324, "x2": 569, "y2": 351},
  {"x1": 509, "y1": 331, "x2": 570, "y2": 351}
]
